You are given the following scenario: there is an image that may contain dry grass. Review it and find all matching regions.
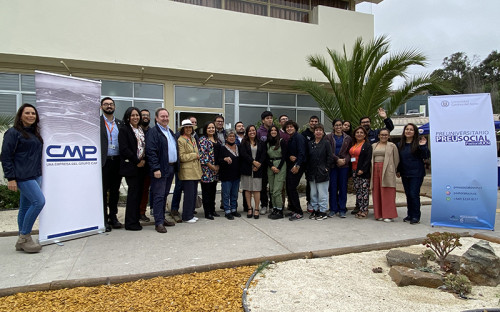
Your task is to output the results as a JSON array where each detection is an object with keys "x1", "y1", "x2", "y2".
[{"x1": 0, "y1": 266, "x2": 257, "y2": 312}]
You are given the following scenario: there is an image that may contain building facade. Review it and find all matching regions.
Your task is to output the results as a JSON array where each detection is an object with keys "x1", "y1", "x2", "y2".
[{"x1": 0, "y1": 0, "x2": 376, "y2": 129}]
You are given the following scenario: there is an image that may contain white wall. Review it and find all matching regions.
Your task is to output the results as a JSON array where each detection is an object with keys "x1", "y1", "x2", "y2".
[{"x1": 0, "y1": 0, "x2": 373, "y2": 82}]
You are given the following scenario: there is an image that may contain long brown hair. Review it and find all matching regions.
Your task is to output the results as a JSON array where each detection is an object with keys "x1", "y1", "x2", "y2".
[
  {"x1": 399, "y1": 123, "x2": 420, "y2": 154},
  {"x1": 267, "y1": 125, "x2": 281, "y2": 150},
  {"x1": 14, "y1": 103, "x2": 43, "y2": 143}
]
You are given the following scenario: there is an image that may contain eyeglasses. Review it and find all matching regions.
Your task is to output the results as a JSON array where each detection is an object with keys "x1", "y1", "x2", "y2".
[{"x1": 102, "y1": 103, "x2": 115, "y2": 107}]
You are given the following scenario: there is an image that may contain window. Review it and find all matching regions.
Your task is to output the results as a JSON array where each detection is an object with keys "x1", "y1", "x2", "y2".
[
  {"x1": 0, "y1": 73, "x2": 36, "y2": 114},
  {"x1": 175, "y1": 86, "x2": 223, "y2": 108}
]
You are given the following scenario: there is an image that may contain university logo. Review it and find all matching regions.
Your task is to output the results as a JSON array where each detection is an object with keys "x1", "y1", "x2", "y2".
[{"x1": 441, "y1": 100, "x2": 449, "y2": 107}]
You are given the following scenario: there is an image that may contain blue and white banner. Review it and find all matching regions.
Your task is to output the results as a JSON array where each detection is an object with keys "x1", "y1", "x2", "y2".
[
  {"x1": 429, "y1": 93, "x2": 496, "y2": 230},
  {"x1": 36, "y1": 71, "x2": 104, "y2": 244}
]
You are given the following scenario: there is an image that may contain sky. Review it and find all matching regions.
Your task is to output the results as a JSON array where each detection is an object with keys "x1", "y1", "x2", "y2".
[{"x1": 356, "y1": 0, "x2": 500, "y2": 87}]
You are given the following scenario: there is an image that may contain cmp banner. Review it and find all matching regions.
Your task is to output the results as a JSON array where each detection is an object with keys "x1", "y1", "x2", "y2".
[
  {"x1": 429, "y1": 93, "x2": 497, "y2": 230},
  {"x1": 36, "y1": 71, "x2": 104, "y2": 244}
]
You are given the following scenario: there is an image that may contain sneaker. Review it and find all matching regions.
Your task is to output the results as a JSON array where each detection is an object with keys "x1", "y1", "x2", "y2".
[
  {"x1": 403, "y1": 216, "x2": 411, "y2": 222},
  {"x1": 232, "y1": 211, "x2": 241, "y2": 218},
  {"x1": 306, "y1": 202, "x2": 313, "y2": 213},
  {"x1": 327, "y1": 211, "x2": 336, "y2": 218},
  {"x1": 269, "y1": 209, "x2": 284, "y2": 220},
  {"x1": 376, "y1": 218, "x2": 384, "y2": 221},
  {"x1": 289, "y1": 213, "x2": 304, "y2": 221},
  {"x1": 193, "y1": 217, "x2": 199, "y2": 221},
  {"x1": 316, "y1": 212, "x2": 327, "y2": 221},
  {"x1": 339, "y1": 212, "x2": 346, "y2": 218},
  {"x1": 383, "y1": 218, "x2": 393, "y2": 223},
  {"x1": 410, "y1": 219, "x2": 420, "y2": 225},
  {"x1": 285, "y1": 212, "x2": 294, "y2": 217},
  {"x1": 260, "y1": 206, "x2": 267, "y2": 215},
  {"x1": 184, "y1": 218, "x2": 197, "y2": 223},
  {"x1": 309, "y1": 211, "x2": 318, "y2": 219}
]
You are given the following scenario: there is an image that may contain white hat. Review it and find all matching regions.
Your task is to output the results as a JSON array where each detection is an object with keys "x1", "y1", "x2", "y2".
[{"x1": 178, "y1": 119, "x2": 197, "y2": 131}]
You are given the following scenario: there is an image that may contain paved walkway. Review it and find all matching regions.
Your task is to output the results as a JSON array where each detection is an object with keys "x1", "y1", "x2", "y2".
[{"x1": 1, "y1": 190, "x2": 498, "y2": 293}]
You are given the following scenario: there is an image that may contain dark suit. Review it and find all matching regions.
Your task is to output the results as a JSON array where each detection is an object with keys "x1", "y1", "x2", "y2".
[
  {"x1": 118, "y1": 124, "x2": 146, "y2": 229},
  {"x1": 100, "y1": 115, "x2": 123, "y2": 224},
  {"x1": 146, "y1": 124, "x2": 179, "y2": 226}
]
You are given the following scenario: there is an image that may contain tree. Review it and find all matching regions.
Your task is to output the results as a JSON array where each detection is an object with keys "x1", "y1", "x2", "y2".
[
  {"x1": 295, "y1": 35, "x2": 444, "y2": 127},
  {"x1": 432, "y1": 50, "x2": 500, "y2": 113}
]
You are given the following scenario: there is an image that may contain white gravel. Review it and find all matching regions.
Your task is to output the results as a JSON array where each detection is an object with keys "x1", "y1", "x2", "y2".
[{"x1": 247, "y1": 237, "x2": 500, "y2": 312}]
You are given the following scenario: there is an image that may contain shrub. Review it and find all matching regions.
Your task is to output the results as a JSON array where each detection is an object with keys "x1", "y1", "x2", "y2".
[
  {"x1": 423, "y1": 232, "x2": 462, "y2": 271},
  {"x1": 0, "y1": 184, "x2": 20, "y2": 209},
  {"x1": 443, "y1": 273, "x2": 472, "y2": 297}
]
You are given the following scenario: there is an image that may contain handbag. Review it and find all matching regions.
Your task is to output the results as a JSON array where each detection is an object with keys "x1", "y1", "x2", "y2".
[{"x1": 195, "y1": 195, "x2": 203, "y2": 208}]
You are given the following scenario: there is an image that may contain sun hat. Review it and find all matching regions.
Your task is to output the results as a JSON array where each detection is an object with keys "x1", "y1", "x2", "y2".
[{"x1": 178, "y1": 119, "x2": 197, "y2": 131}]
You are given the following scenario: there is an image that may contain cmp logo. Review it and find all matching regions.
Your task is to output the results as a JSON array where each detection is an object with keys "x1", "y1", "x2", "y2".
[
  {"x1": 46, "y1": 145, "x2": 98, "y2": 162},
  {"x1": 441, "y1": 100, "x2": 450, "y2": 107}
]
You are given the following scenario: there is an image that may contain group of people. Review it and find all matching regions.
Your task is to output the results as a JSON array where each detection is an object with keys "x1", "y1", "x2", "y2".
[{"x1": 1, "y1": 99, "x2": 430, "y2": 253}]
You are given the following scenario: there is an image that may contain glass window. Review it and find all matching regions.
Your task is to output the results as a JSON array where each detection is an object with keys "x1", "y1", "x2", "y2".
[
  {"x1": 134, "y1": 100, "x2": 163, "y2": 128},
  {"x1": 175, "y1": 86, "x2": 223, "y2": 108},
  {"x1": 134, "y1": 83, "x2": 163, "y2": 99},
  {"x1": 21, "y1": 75, "x2": 35, "y2": 92},
  {"x1": 239, "y1": 91, "x2": 267, "y2": 105},
  {"x1": 297, "y1": 94, "x2": 319, "y2": 108},
  {"x1": 224, "y1": 104, "x2": 235, "y2": 129},
  {"x1": 269, "y1": 93, "x2": 295, "y2": 106},
  {"x1": 297, "y1": 110, "x2": 320, "y2": 128},
  {"x1": 113, "y1": 100, "x2": 133, "y2": 121},
  {"x1": 271, "y1": 107, "x2": 295, "y2": 123},
  {"x1": 0, "y1": 94, "x2": 17, "y2": 114},
  {"x1": 225, "y1": 90, "x2": 235, "y2": 104},
  {"x1": 22, "y1": 94, "x2": 36, "y2": 107},
  {"x1": 102, "y1": 80, "x2": 133, "y2": 97},
  {"x1": 239, "y1": 106, "x2": 266, "y2": 127},
  {"x1": 0, "y1": 73, "x2": 19, "y2": 91}
]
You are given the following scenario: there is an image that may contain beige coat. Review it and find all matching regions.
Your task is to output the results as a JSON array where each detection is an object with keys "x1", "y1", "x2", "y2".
[
  {"x1": 370, "y1": 142, "x2": 399, "y2": 188},
  {"x1": 178, "y1": 136, "x2": 202, "y2": 181}
]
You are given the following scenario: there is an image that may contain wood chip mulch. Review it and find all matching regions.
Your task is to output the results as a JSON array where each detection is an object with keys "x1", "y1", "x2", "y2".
[{"x1": 0, "y1": 265, "x2": 257, "y2": 312}]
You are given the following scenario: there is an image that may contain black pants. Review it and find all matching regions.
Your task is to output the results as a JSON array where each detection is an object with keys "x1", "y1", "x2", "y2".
[
  {"x1": 182, "y1": 180, "x2": 198, "y2": 221},
  {"x1": 102, "y1": 157, "x2": 122, "y2": 223},
  {"x1": 124, "y1": 169, "x2": 145, "y2": 229},
  {"x1": 201, "y1": 181, "x2": 217, "y2": 217},
  {"x1": 286, "y1": 164, "x2": 305, "y2": 215},
  {"x1": 305, "y1": 180, "x2": 311, "y2": 204}
]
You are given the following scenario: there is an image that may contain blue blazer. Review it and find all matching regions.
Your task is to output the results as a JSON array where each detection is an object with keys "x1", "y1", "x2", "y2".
[{"x1": 145, "y1": 125, "x2": 179, "y2": 177}]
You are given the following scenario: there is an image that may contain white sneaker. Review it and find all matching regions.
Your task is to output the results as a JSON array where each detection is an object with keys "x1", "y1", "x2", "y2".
[
  {"x1": 383, "y1": 218, "x2": 393, "y2": 223},
  {"x1": 185, "y1": 218, "x2": 197, "y2": 223},
  {"x1": 260, "y1": 206, "x2": 267, "y2": 215},
  {"x1": 376, "y1": 218, "x2": 384, "y2": 221},
  {"x1": 193, "y1": 217, "x2": 199, "y2": 221}
]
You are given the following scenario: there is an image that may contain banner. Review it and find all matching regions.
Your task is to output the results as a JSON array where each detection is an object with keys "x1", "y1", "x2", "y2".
[
  {"x1": 36, "y1": 71, "x2": 104, "y2": 244},
  {"x1": 429, "y1": 93, "x2": 497, "y2": 230}
]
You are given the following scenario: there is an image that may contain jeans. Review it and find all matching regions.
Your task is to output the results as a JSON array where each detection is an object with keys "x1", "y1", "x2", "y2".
[
  {"x1": 310, "y1": 180, "x2": 329, "y2": 213},
  {"x1": 17, "y1": 176, "x2": 45, "y2": 235},
  {"x1": 150, "y1": 166, "x2": 175, "y2": 226},
  {"x1": 222, "y1": 179, "x2": 240, "y2": 214},
  {"x1": 328, "y1": 167, "x2": 349, "y2": 213},
  {"x1": 401, "y1": 176, "x2": 424, "y2": 221},
  {"x1": 170, "y1": 173, "x2": 183, "y2": 212}
]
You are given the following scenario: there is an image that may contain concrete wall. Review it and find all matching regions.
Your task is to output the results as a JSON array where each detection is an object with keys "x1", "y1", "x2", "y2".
[{"x1": 0, "y1": 0, "x2": 373, "y2": 82}]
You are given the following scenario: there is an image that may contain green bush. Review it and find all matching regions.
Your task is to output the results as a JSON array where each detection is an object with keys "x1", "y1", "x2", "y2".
[
  {"x1": 0, "y1": 184, "x2": 20, "y2": 209},
  {"x1": 443, "y1": 273, "x2": 472, "y2": 297}
]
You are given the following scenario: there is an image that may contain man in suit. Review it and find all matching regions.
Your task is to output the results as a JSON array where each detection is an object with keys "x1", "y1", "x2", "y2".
[
  {"x1": 100, "y1": 97, "x2": 123, "y2": 232},
  {"x1": 146, "y1": 108, "x2": 178, "y2": 233}
]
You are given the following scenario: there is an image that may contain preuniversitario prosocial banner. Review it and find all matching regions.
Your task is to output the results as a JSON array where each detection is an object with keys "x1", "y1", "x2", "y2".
[
  {"x1": 429, "y1": 93, "x2": 497, "y2": 230},
  {"x1": 36, "y1": 71, "x2": 104, "y2": 244}
]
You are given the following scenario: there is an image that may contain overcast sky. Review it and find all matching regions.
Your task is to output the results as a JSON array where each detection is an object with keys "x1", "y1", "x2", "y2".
[{"x1": 356, "y1": 0, "x2": 500, "y2": 87}]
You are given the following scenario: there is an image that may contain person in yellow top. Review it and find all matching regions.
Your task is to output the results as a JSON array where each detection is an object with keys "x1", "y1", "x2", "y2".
[{"x1": 177, "y1": 119, "x2": 202, "y2": 223}]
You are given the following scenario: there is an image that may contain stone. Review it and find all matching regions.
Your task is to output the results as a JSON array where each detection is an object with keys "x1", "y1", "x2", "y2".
[
  {"x1": 389, "y1": 266, "x2": 444, "y2": 288},
  {"x1": 443, "y1": 254, "x2": 461, "y2": 273},
  {"x1": 386, "y1": 250, "x2": 427, "y2": 269},
  {"x1": 460, "y1": 240, "x2": 500, "y2": 286}
]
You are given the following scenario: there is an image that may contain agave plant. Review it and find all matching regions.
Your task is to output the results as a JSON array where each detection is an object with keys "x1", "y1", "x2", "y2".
[{"x1": 296, "y1": 35, "x2": 446, "y2": 128}]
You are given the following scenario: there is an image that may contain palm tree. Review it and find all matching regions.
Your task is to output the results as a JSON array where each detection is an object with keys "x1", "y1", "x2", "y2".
[
  {"x1": 0, "y1": 114, "x2": 14, "y2": 132},
  {"x1": 296, "y1": 35, "x2": 445, "y2": 128}
]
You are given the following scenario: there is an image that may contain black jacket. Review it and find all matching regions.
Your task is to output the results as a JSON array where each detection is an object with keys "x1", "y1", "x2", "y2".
[
  {"x1": 118, "y1": 124, "x2": 145, "y2": 177},
  {"x1": 286, "y1": 132, "x2": 307, "y2": 167},
  {"x1": 1, "y1": 127, "x2": 42, "y2": 182},
  {"x1": 239, "y1": 140, "x2": 266, "y2": 178},
  {"x1": 397, "y1": 143, "x2": 429, "y2": 177},
  {"x1": 100, "y1": 115, "x2": 123, "y2": 167},
  {"x1": 367, "y1": 118, "x2": 395, "y2": 144},
  {"x1": 354, "y1": 141, "x2": 372, "y2": 179},
  {"x1": 145, "y1": 125, "x2": 179, "y2": 177},
  {"x1": 218, "y1": 145, "x2": 241, "y2": 182},
  {"x1": 306, "y1": 139, "x2": 334, "y2": 183},
  {"x1": 266, "y1": 139, "x2": 287, "y2": 170}
]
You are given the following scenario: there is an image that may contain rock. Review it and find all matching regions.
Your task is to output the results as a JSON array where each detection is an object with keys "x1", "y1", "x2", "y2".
[
  {"x1": 389, "y1": 266, "x2": 444, "y2": 288},
  {"x1": 443, "y1": 254, "x2": 461, "y2": 273},
  {"x1": 386, "y1": 250, "x2": 427, "y2": 269},
  {"x1": 460, "y1": 240, "x2": 500, "y2": 286}
]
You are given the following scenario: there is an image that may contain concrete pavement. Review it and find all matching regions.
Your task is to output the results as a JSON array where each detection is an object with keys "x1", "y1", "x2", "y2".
[{"x1": 1, "y1": 190, "x2": 499, "y2": 295}]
